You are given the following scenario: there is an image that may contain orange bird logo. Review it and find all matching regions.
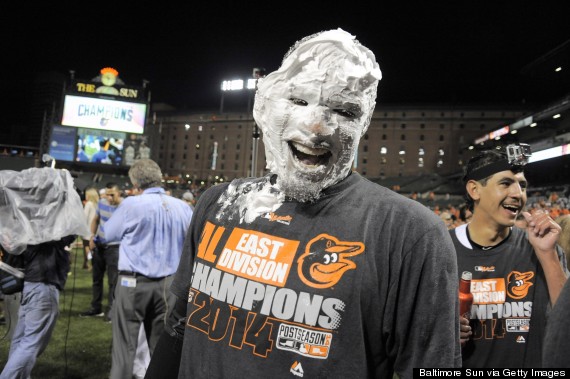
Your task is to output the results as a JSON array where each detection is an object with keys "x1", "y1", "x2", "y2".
[
  {"x1": 297, "y1": 234, "x2": 364, "y2": 289},
  {"x1": 506, "y1": 270, "x2": 534, "y2": 300}
]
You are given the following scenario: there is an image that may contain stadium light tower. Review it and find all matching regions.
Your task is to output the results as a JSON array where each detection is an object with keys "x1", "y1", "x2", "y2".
[
  {"x1": 250, "y1": 68, "x2": 265, "y2": 177},
  {"x1": 219, "y1": 68, "x2": 266, "y2": 176},
  {"x1": 219, "y1": 78, "x2": 256, "y2": 114}
]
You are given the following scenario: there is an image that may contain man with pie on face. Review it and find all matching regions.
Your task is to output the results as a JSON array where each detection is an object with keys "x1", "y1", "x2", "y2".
[
  {"x1": 452, "y1": 147, "x2": 568, "y2": 368},
  {"x1": 146, "y1": 28, "x2": 461, "y2": 379}
]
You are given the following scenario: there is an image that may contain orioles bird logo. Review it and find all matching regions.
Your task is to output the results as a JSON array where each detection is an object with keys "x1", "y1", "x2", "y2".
[
  {"x1": 297, "y1": 234, "x2": 364, "y2": 289},
  {"x1": 506, "y1": 270, "x2": 534, "y2": 300}
]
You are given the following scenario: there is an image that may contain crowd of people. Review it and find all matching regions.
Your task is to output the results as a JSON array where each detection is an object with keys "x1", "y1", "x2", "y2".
[
  {"x1": 0, "y1": 160, "x2": 194, "y2": 379},
  {"x1": 1, "y1": 27, "x2": 569, "y2": 378},
  {"x1": 419, "y1": 190, "x2": 570, "y2": 229}
]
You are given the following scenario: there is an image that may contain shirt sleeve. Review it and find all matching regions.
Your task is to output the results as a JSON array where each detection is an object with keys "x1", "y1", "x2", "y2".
[
  {"x1": 543, "y1": 279, "x2": 570, "y2": 367},
  {"x1": 392, "y1": 223, "x2": 462, "y2": 374},
  {"x1": 171, "y1": 184, "x2": 226, "y2": 300},
  {"x1": 101, "y1": 203, "x2": 126, "y2": 243}
]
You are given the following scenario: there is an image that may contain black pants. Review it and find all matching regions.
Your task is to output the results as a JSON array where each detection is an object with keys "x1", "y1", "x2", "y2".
[{"x1": 91, "y1": 245, "x2": 119, "y2": 314}]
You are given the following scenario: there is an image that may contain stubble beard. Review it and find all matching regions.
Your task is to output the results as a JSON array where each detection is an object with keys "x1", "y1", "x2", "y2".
[{"x1": 276, "y1": 170, "x2": 325, "y2": 203}]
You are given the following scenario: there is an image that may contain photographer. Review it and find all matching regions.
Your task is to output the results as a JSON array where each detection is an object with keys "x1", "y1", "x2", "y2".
[
  {"x1": 0, "y1": 164, "x2": 89, "y2": 378},
  {"x1": 0, "y1": 236, "x2": 76, "y2": 378},
  {"x1": 0, "y1": 245, "x2": 23, "y2": 341}
]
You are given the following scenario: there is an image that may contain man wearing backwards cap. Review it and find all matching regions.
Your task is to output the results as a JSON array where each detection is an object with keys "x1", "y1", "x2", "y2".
[
  {"x1": 146, "y1": 28, "x2": 460, "y2": 378},
  {"x1": 451, "y1": 145, "x2": 568, "y2": 368}
]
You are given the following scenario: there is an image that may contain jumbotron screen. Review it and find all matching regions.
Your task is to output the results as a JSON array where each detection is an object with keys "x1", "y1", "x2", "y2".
[
  {"x1": 49, "y1": 125, "x2": 150, "y2": 167},
  {"x1": 61, "y1": 95, "x2": 146, "y2": 134}
]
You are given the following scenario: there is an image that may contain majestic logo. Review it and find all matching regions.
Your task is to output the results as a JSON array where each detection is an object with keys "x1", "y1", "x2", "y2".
[
  {"x1": 516, "y1": 335, "x2": 526, "y2": 343},
  {"x1": 506, "y1": 270, "x2": 534, "y2": 300},
  {"x1": 475, "y1": 265, "x2": 496, "y2": 272},
  {"x1": 290, "y1": 361, "x2": 304, "y2": 377},
  {"x1": 297, "y1": 234, "x2": 364, "y2": 289},
  {"x1": 264, "y1": 212, "x2": 293, "y2": 225}
]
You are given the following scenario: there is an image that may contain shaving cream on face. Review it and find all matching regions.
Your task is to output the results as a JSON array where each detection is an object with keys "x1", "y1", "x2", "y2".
[
  {"x1": 254, "y1": 28, "x2": 381, "y2": 202},
  {"x1": 214, "y1": 29, "x2": 382, "y2": 224}
]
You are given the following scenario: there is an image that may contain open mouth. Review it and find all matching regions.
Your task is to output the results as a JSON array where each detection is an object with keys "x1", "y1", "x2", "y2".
[
  {"x1": 289, "y1": 141, "x2": 332, "y2": 167},
  {"x1": 502, "y1": 203, "x2": 520, "y2": 215}
]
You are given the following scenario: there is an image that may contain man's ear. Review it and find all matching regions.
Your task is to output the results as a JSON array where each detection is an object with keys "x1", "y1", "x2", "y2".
[{"x1": 466, "y1": 180, "x2": 481, "y2": 202}]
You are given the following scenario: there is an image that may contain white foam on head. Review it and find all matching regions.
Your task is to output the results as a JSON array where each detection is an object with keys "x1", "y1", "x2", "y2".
[
  {"x1": 253, "y1": 28, "x2": 381, "y2": 202},
  {"x1": 216, "y1": 29, "x2": 382, "y2": 222}
]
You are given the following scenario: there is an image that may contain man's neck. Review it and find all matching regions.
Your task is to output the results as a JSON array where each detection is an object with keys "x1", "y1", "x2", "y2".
[{"x1": 467, "y1": 216, "x2": 510, "y2": 248}]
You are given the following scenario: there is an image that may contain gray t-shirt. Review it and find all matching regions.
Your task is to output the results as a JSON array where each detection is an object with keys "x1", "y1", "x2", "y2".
[
  {"x1": 451, "y1": 224, "x2": 568, "y2": 368},
  {"x1": 172, "y1": 173, "x2": 461, "y2": 378},
  {"x1": 543, "y1": 279, "x2": 570, "y2": 367}
]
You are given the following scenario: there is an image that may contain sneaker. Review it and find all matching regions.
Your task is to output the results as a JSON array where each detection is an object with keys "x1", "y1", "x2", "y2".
[{"x1": 79, "y1": 309, "x2": 104, "y2": 317}]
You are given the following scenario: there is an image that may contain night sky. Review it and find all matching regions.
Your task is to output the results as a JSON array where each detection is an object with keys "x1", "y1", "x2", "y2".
[{"x1": 4, "y1": 2, "x2": 569, "y2": 121}]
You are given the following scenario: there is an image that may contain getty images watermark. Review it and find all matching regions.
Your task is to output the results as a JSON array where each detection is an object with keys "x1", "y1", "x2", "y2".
[{"x1": 414, "y1": 368, "x2": 567, "y2": 378}]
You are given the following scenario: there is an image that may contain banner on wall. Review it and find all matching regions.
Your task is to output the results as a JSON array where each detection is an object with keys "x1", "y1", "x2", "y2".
[{"x1": 61, "y1": 95, "x2": 146, "y2": 134}]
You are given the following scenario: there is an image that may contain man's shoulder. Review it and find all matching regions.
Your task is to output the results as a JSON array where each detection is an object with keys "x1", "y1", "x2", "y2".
[
  {"x1": 349, "y1": 176, "x2": 443, "y2": 229},
  {"x1": 98, "y1": 199, "x2": 116, "y2": 211},
  {"x1": 448, "y1": 224, "x2": 468, "y2": 249},
  {"x1": 117, "y1": 195, "x2": 137, "y2": 206},
  {"x1": 353, "y1": 175, "x2": 427, "y2": 207},
  {"x1": 508, "y1": 227, "x2": 535, "y2": 249},
  {"x1": 203, "y1": 181, "x2": 233, "y2": 197},
  {"x1": 164, "y1": 193, "x2": 193, "y2": 209},
  {"x1": 120, "y1": 192, "x2": 158, "y2": 206}
]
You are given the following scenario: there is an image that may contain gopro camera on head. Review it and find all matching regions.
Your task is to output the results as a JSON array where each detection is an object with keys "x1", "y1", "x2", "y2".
[
  {"x1": 506, "y1": 143, "x2": 531, "y2": 166},
  {"x1": 465, "y1": 143, "x2": 532, "y2": 182}
]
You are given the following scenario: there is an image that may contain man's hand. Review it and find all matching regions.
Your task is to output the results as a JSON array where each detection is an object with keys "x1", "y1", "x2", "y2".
[
  {"x1": 523, "y1": 210, "x2": 567, "y2": 305},
  {"x1": 460, "y1": 316, "x2": 472, "y2": 347},
  {"x1": 522, "y1": 210, "x2": 561, "y2": 255}
]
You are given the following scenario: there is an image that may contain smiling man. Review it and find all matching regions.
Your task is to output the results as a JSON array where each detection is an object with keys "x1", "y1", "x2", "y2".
[
  {"x1": 252, "y1": 31, "x2": 380, "y2": 203},
  {"x1": 452, "y1": 146, "x2": 568, "y2": 368},
  {"x1": 146, "y1": 28, "x2": 461, "y2": 378}
]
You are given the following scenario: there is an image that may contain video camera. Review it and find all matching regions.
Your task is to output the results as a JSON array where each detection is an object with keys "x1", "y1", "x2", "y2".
[
  {"x1": 505, "y1": 143, "x2": 532, "y2": 166},
  {"x1": 464, "y1": 143, "x2": 533, "y2": 182}
]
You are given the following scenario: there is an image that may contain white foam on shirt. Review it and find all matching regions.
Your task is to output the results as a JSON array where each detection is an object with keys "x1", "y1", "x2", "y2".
[{"x1": 215, "y1": 177, "x2": 285, "y2": 224}]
